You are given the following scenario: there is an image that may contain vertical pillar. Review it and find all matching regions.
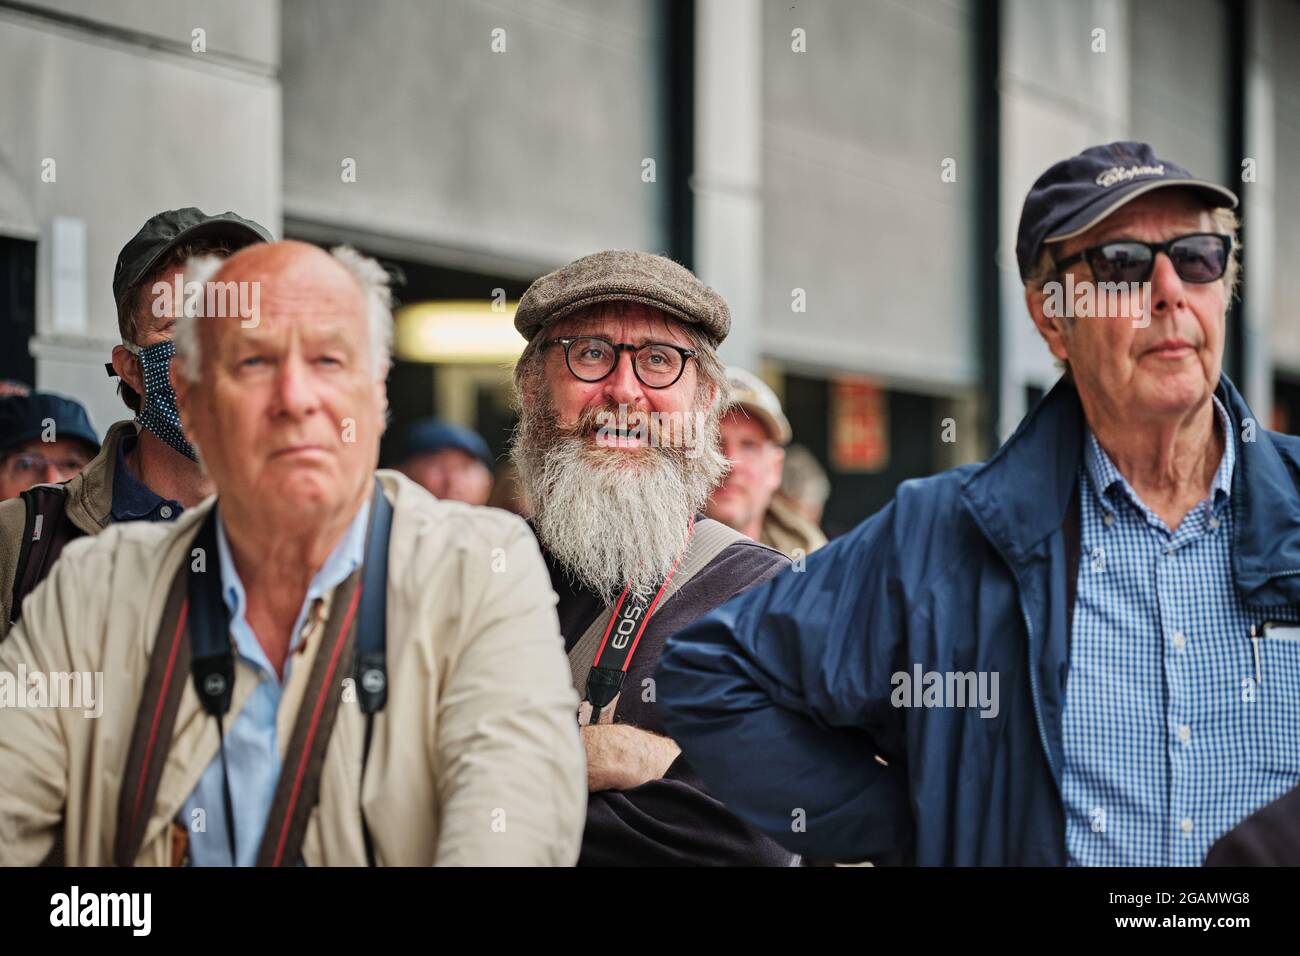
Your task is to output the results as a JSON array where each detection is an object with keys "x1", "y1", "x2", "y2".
[{"x1": 693, "y1": 0, "x2": 763, "y2": 370}]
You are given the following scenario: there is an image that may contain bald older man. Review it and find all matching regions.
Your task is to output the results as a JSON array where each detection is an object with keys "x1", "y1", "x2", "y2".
[
  {"x1": 0, "y1": 241, "x2": 585, "y2": 866},
  {"x1": 657, "y1": 141, "x2": 1300, "y2": 866}
]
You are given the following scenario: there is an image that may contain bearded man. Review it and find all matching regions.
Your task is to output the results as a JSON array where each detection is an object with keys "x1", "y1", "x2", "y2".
[{"x1": 511, "y1": 250, "x2": 798, "y2": 866}]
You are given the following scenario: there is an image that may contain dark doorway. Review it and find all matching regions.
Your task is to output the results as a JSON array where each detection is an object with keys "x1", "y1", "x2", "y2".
[
  {"x1": 782, "y1": 372, "x2": 943, "y2": 539},
  {"x1": 374, "y1": 254, "x2": 534, "y2": 466},
  {"x1": 0, "y1": 237, "x2": 37, "y2": 387},
  {"x1": 1274, "y1": 375, "x2": 1300, "y2": 436}
]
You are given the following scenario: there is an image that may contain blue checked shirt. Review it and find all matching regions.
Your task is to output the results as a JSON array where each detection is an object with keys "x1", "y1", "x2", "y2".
[{"x1": 1063, "y1": 396, "x2": 1300, "y2": 865}]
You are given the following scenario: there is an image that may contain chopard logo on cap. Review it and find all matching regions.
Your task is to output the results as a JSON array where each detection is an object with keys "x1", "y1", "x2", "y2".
[{"x1": 1096, "y1": 163, "x2": 1165, "y2": 188}]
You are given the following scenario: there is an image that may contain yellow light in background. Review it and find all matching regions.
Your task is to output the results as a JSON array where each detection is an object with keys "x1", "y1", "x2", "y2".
[{"x1": 395, "y1": 300, "x2": 525, "y2": 364}]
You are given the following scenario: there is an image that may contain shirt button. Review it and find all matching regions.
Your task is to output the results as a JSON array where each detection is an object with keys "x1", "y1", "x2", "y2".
[
  {"x1": 159, "y1": 505, "x2": 173, "y2": 519},
  {"x1": 1179, "y1": 817, "x2": 1194, "y2": 834},
  {"x1": 1177, "y1": 724, "x2": 1191, "y2": 744},
  {"x1": 1208, "y1": 516, "x2": 1220, "y2": 530},
  {"x1": 1172, "y1": 631, "x2": 1187, "y2": 651},
  {"x1": 1103, "y1": 513, "x2": 1115, "y2": 528}
]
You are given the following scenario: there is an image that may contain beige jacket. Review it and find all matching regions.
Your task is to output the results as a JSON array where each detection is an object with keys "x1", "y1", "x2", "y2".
[
  {"x1": 0, "y1": 419, "x2": 135, "y2": 636},
  {"x1": 760, "y1": 494, "x2": 828, "y2": 559},
  {"x1": 0, "y1": 470, "x2": 585, "y2": 866}
]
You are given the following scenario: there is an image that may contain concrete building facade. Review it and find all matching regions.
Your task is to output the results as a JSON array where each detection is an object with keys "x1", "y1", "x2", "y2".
[{"x1": 2, "y1": 0, "x2": 1297, "y2": 530}]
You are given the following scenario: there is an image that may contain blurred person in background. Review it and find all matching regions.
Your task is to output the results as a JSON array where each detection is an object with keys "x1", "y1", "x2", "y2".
[
  {"x1": 486, "y1": 458, "x2": 531, "y2": 517},
  {"x1": 394, "y1": 417, "x2": 494, "y2": 506},
  {"x1": 706, "y1": 367, "x2": 826, "y2": 559},
  {"x1": 0, "y1": 392, "x2": 99, "y2": 500},
  {"x1": 0, "y1": 207, "x2": 270, "y2": 636},
  {"x1": 778, "y1": 443, "x2": 830, "y2": 532},
  {"x1": 511, "y1": 250, "x2": 797, "y2": 866},
  {"x1": 657, "y1": 142, "x2": 1298, "y2": 867}
]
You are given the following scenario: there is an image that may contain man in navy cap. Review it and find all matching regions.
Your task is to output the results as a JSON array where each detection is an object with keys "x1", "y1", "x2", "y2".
[
  {"x1": 0, "y1": 392, "x2": 99, "y2": 501},
  {"x1": 0, "y1": 207, "x2": 271, "y2": 636},
  {"x1": 655, "y1": 142, "x2": 1300, "y2": 866},
  {"x1": 394, "y1": 418, "x2": 495, "y2": 506}
]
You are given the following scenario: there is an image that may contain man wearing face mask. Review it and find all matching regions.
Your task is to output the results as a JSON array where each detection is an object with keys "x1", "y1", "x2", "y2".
[{"x1": 0, "y1": 207, "x2": 271, "y2": 636}]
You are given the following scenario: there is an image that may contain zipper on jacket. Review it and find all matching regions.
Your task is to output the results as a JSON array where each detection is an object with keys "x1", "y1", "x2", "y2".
[
  {"x1": 965, "y1": 507, "x2": 1061, "y2": 794},
  {"x1": 1011, "y1": 580, "x2": 1060, "y2": 793}
]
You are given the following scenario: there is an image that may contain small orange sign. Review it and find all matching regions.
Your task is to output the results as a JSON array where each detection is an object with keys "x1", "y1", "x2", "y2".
[{"x1": 831, "y1": 378, "x2": 889, "y2": 472}]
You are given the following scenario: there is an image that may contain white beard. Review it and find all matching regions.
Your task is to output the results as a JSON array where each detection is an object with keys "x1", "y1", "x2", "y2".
[{"x1": 513, "y1": 393, "x2": 728, "y2": 600}]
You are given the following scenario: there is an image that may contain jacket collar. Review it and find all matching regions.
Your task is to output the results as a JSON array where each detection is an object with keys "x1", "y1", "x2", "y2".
[
  {"x1": 960, "y1": 376, "x2": 1086, "y2": 569},
  {"x1": 961, "y1": 374, "x2": 1300, "y2": 604},
  {"x1": 62, "y1": 420, "x2": 136, "y2": 534}
]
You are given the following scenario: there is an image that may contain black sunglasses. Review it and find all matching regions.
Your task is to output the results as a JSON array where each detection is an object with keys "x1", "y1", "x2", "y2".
[
  {"x1": 1054, "y1": 232, "x2": 1232, "y2": 285},
  {"x1": 547, "y1": 335, "x2": 698, "y2": 389}
]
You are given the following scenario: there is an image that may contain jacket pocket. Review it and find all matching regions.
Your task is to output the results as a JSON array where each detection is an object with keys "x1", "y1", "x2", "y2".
[{"x1": 1252, "y1": 626, "x2": 1300, "y2": 775}]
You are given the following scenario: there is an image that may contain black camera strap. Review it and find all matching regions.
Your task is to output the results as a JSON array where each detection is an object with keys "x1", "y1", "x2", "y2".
[{"x1": 116, "y1": 479, "x2": 392, "y2": 867}]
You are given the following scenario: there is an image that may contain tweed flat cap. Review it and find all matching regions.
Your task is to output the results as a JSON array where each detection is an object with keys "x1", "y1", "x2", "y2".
[{"x1": 514, "y1": 250, "x2": 730, "y2": 345}]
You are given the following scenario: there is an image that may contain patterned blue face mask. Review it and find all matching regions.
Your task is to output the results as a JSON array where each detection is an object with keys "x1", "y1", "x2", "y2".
[{"x1": 125, "y1": 339, "x2": 198, "y2": 462}]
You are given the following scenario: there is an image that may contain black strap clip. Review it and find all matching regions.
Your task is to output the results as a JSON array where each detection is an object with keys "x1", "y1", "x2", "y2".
[
  {"x1": 354, "y1": 650, "x2": 387, "y2": 715},
  {"x1": 192, "y1": 652, "x2": 235, "y2": 717}
]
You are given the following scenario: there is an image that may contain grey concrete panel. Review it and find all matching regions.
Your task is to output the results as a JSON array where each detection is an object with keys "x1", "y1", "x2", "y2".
[
  {"x1": 760, "y1": 0, "x2": 977, "y2": 387},
  {"x1": 281, "y1": 0, "x2": 666, "y2": 270}
]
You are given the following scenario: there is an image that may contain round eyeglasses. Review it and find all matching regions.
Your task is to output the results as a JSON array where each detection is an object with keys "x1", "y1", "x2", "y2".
[{"x1": 547, "y1": 336, "x2": 698, "y2": 389}]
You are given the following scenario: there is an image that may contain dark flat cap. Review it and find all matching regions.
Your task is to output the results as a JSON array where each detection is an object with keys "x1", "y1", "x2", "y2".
[
  {"x1": 113, "y1": 207, "x2": 272, "y2": 306},
  {"x1": 514, "y1": 250, "x2": 730, "y2": 345}
]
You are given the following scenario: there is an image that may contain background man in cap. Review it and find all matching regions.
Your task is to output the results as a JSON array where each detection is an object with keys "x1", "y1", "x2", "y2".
[
  {"x1": 511, "y1": 250, "x2": 798, "y2": 865},
  {"x1": 0, "y1": 240, "x2": 584, "y2": 866},
  {"x1": 393, "y1": 417, "x2": 495, "y2": 506},
  {"x1": 656, "y1": 142, "x2": 1300, "y2": 866},
  {"x1": 706, "y1": 367, "x2": 826, "y2": 559},
  {"x1": 778, "y1": 444, "x2": 831, "y2": 533},
  {"x1": 0, "y1": 207, "x2": 270, "y2": 636},
  {"x1": 0, "y1": 393, "x2": 99, "y2": 501}
]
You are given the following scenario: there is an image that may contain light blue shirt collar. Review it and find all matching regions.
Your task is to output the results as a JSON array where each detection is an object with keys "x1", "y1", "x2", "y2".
[
  {"x1": 1083, "y1": 393, "x2": 1235, "y2": 524},
  {"x1": 214, "y1": 496, "x2": 372, "y2": 680}
]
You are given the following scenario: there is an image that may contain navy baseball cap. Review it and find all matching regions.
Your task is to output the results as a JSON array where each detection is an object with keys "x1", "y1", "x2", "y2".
[
  {"x1": 396, "y1": 419, "x2": 493, "y2": 471},
  {"x1": 113, "y1": 206, "x2": 272, "y2": 307},
  {"x1": 0, "y1": 392, "x2": 99, "y2": 454},
  {"x1": 1015, "y1": 141, "x2": 1238, "y2": 282}
]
